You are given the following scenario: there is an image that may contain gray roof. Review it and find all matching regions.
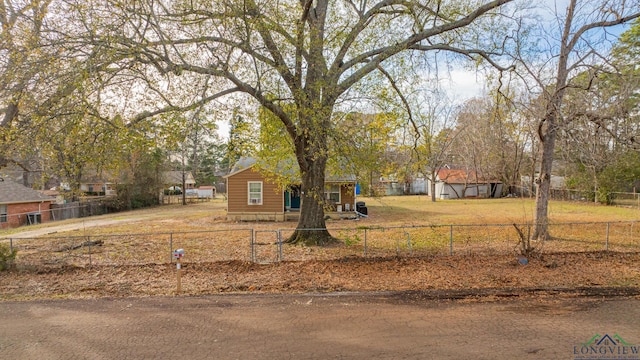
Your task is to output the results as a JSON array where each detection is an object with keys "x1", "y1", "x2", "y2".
[
  {"x1": 326, "y1": 174, "x2": 357, "y2": 183},
  {"x1": 225, "y1": 157, "x2": 356, "y2": 183},
  {"x1": 163, "y1": 171, "x2": 196, "y2": 185},
  {"x1": 226, "y1": 157, "x2": 259, "y2": 177},
  {"x1": 0, "y1": 177, "x2": 55, "y2": 204}
]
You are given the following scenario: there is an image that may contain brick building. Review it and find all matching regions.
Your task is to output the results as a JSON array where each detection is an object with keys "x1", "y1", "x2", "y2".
[{"x1": 0, "y1": 177, "x2": 55, "y2": 229}]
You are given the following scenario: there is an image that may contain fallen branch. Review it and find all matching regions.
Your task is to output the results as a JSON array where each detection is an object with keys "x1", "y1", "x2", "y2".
[{"x1": 56, "y1": 240, "x2": 104, "y2": 252}]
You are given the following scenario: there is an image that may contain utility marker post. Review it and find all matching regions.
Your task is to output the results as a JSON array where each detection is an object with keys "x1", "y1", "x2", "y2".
[{"x1": 172, "y1": 249, "x2": 185, "y2": 294}]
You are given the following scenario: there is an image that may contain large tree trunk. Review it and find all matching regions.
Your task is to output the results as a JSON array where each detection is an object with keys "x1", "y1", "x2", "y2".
[
  {"x1": 532, "y1": 0, "x2": 575, "y2": 241},
  {"x1": 285, "y1": 101, "x2": 336, "y2": 246},
  {"x1": 287, "y1": 154, "x2": 334, "y2": 245},
  {"x1": 181, "y1": 170, "x2": 186, "y2": 206},
  {"x1": 532, "y1": 113, "x2": 558, "y2": 240},
  {"x1": 430, "y1": 175, "x2": 437, "y2": 202},
  {"x1": 1, "y1": 102, "x2": 20, "y2": 128}
]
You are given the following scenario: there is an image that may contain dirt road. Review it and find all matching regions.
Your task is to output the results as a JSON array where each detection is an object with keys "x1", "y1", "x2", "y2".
[{"x1": 1, "y1": 293, "x2": 639, "y2": 359}]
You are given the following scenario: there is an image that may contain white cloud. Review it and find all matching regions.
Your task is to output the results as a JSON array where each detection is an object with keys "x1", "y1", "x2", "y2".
[{"x1": 446, "y1": 69, "x2": 486, "y2": 102}]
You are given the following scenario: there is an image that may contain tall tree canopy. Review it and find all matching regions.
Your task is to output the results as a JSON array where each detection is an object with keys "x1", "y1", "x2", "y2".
[{"x1": 86, "y1": 0, "x2": 517, "y2": 244}]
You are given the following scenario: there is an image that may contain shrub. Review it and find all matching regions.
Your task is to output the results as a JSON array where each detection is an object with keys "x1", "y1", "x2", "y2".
[{"x1": 0, "y1": 243, "x2": 17, "y2": 271}]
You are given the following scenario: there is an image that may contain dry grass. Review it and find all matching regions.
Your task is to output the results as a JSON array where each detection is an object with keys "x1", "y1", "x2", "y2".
[
  {"x1": 3, "y1": 196, "x2": 639, "y2": 266},
  {"x1": 2, "y1": 197, "x2": 640, "y2": 301},
  {"x1": 33, "y1": 196, "x2": 640, "y2": 235},
  {"x1": 364, "y1": 196, "x2": 640, "y2": 225},
  {"x1": 11, "y1": 195, "x2": 638, "y2": 237}
]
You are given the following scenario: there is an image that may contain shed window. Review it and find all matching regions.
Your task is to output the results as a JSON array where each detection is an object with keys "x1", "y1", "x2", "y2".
[
  {"x1": 0, "y1": 204, "x2": 7, "y2": 223},
  {"x1": 324, "y1": 184, "x2": 341, "y2": 203},
  {"x1": 248, "y1": 182, "x2": 263, "y2": 205}
]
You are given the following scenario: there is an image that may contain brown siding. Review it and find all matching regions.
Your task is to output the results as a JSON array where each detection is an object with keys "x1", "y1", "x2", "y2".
[
  {"x1": 340, "y1": 184, "x2": 355, "y2": 210},
  {"x1": 226, "y1": 167, "x2": 284, "y2": 214},
  {"x1": 323, "y1": 183, "x2": 356, "y2": 212}
]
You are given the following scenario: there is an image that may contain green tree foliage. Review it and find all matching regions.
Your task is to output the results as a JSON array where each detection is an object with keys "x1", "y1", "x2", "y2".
[
  {"x1": 163, "y1": 112, "x2": 219, "y2": 187},
  {"x1": 195, "y1": 141, "x2": 228, "y2": 186},
  {"x1": 116, "y1": 148, "x2": 165, "y2": 210},
  {"x1": 0, "y1": 0, "x2": 131, "y2": 170},
  {"x1": 560, "y1": 19, "x2": 640, "y2": 202},
  {"x1": 0, "y1": 243, "x2": 17, "y2": 271},
  {"x1": 41, "y1": 112, "x2": 126, "y2": 198},
  {"x1": 333, "y1": 112, "x2": 401, "y2": 196},
  {"x1": 598, "y1": 152, "x2": 640, "y2": 194},
  {"x1": 567, "y1": 151, "x2": 640, "y2": 203},
  {"x1": 610, "y1": 18, "x2": 640, "y2": 106},
  {"x1": 254, "y1": 105, "x2": 299, "y2": 188},
  {"x1": 227, "y1": 112, "x2": 257, "y2": 173},
  {"x1": 0, "y1": 1, "x2": 133, "y2": 194}
]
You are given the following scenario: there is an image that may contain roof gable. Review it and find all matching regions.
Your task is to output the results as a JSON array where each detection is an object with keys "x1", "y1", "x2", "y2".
[
  {"x1": 163, "y1": 171, "x2": 196, "y2": 184},
  {"x1": 223, "y1": 157, "x2": 259, "y2": 178},
  {"x1": 225, "y1": 157, "x2": 355, "y2": 183},
  {"x1": 0, "y1": 177, "x2": 54, "y2": 204}
]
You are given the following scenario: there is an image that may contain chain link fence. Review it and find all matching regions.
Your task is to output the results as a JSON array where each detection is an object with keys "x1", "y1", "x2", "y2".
[
  {"x1": 1, "y1": 200, "x2": 121, "y2": 229},
  {"x1": 3, "y1": 221, "x2": 639, "y2": 268},
  {"x1": 3, "y1": 229, "x2": 253, "y2": 268},
  {"x1": 272, "y1": 221, "x2": 640, "y2": 261}
]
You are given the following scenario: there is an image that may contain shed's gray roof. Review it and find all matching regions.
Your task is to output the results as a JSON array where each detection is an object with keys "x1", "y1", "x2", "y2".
[{"x1": 0, "y1": 177, "x2": 55, "y2": 204}]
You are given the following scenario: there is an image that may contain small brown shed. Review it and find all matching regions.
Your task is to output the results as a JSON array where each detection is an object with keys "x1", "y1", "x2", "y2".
[{"x1": 224, "y1": 158, "x2": 356, "y2": 221}]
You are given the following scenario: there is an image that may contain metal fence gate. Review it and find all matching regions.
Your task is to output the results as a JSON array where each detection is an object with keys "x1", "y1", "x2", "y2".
[{"x1": 251, "y1": 230, "x2": 282, "y2": 263}]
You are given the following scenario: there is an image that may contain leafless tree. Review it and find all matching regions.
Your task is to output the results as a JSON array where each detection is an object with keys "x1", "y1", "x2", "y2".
[{"x1": 512, "y1": 0, "x2": 640, "y2": 239}]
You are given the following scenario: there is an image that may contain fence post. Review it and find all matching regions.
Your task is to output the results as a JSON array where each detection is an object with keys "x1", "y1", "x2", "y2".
[
  {"x1": 87, "y1": 235, "x2": 92, "y2": 266},
  {"x1": 9, "y1": 238, "x2": 13, "y2": 253},
  {"x1": 449, "y1": 225, "x2": 453, "y2": 256},
  {"x1": 169, "y1": 233, "x2": 173, "y2": 264},
  {"x1": 605, "y1": 222, "x2": 610, "y2": 251},
  {"x1": 278, "y1": 230, "x2": 283, "y2": 262},
  {"x1": 363, "y1": 228, "x2": 368, "y2": 257},
  {"x1": 251, "y1": 229, "x2": 255, "y2": 262}
]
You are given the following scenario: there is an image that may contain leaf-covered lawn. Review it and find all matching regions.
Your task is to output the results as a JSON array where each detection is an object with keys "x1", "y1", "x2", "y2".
[{"x1": 1, "y1": 197, "x2": 639, "y2": 301}]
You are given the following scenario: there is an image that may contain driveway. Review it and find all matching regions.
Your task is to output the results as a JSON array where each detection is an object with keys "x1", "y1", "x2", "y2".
[
  {"x1": 1, "y1": 293, "x2": 639, "y2": 359},
  {"x1": 0, "y1": 217, "x2": 147, "y2": 239}
]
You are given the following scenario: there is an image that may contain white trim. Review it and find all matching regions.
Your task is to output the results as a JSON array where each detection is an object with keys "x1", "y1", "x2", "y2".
[
  {"x1": 248, "y1": 181, "x2": 263, "y2": 205},
  {"x1": 324, "y1": 184, "x2": 341, "y2": 203}
]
